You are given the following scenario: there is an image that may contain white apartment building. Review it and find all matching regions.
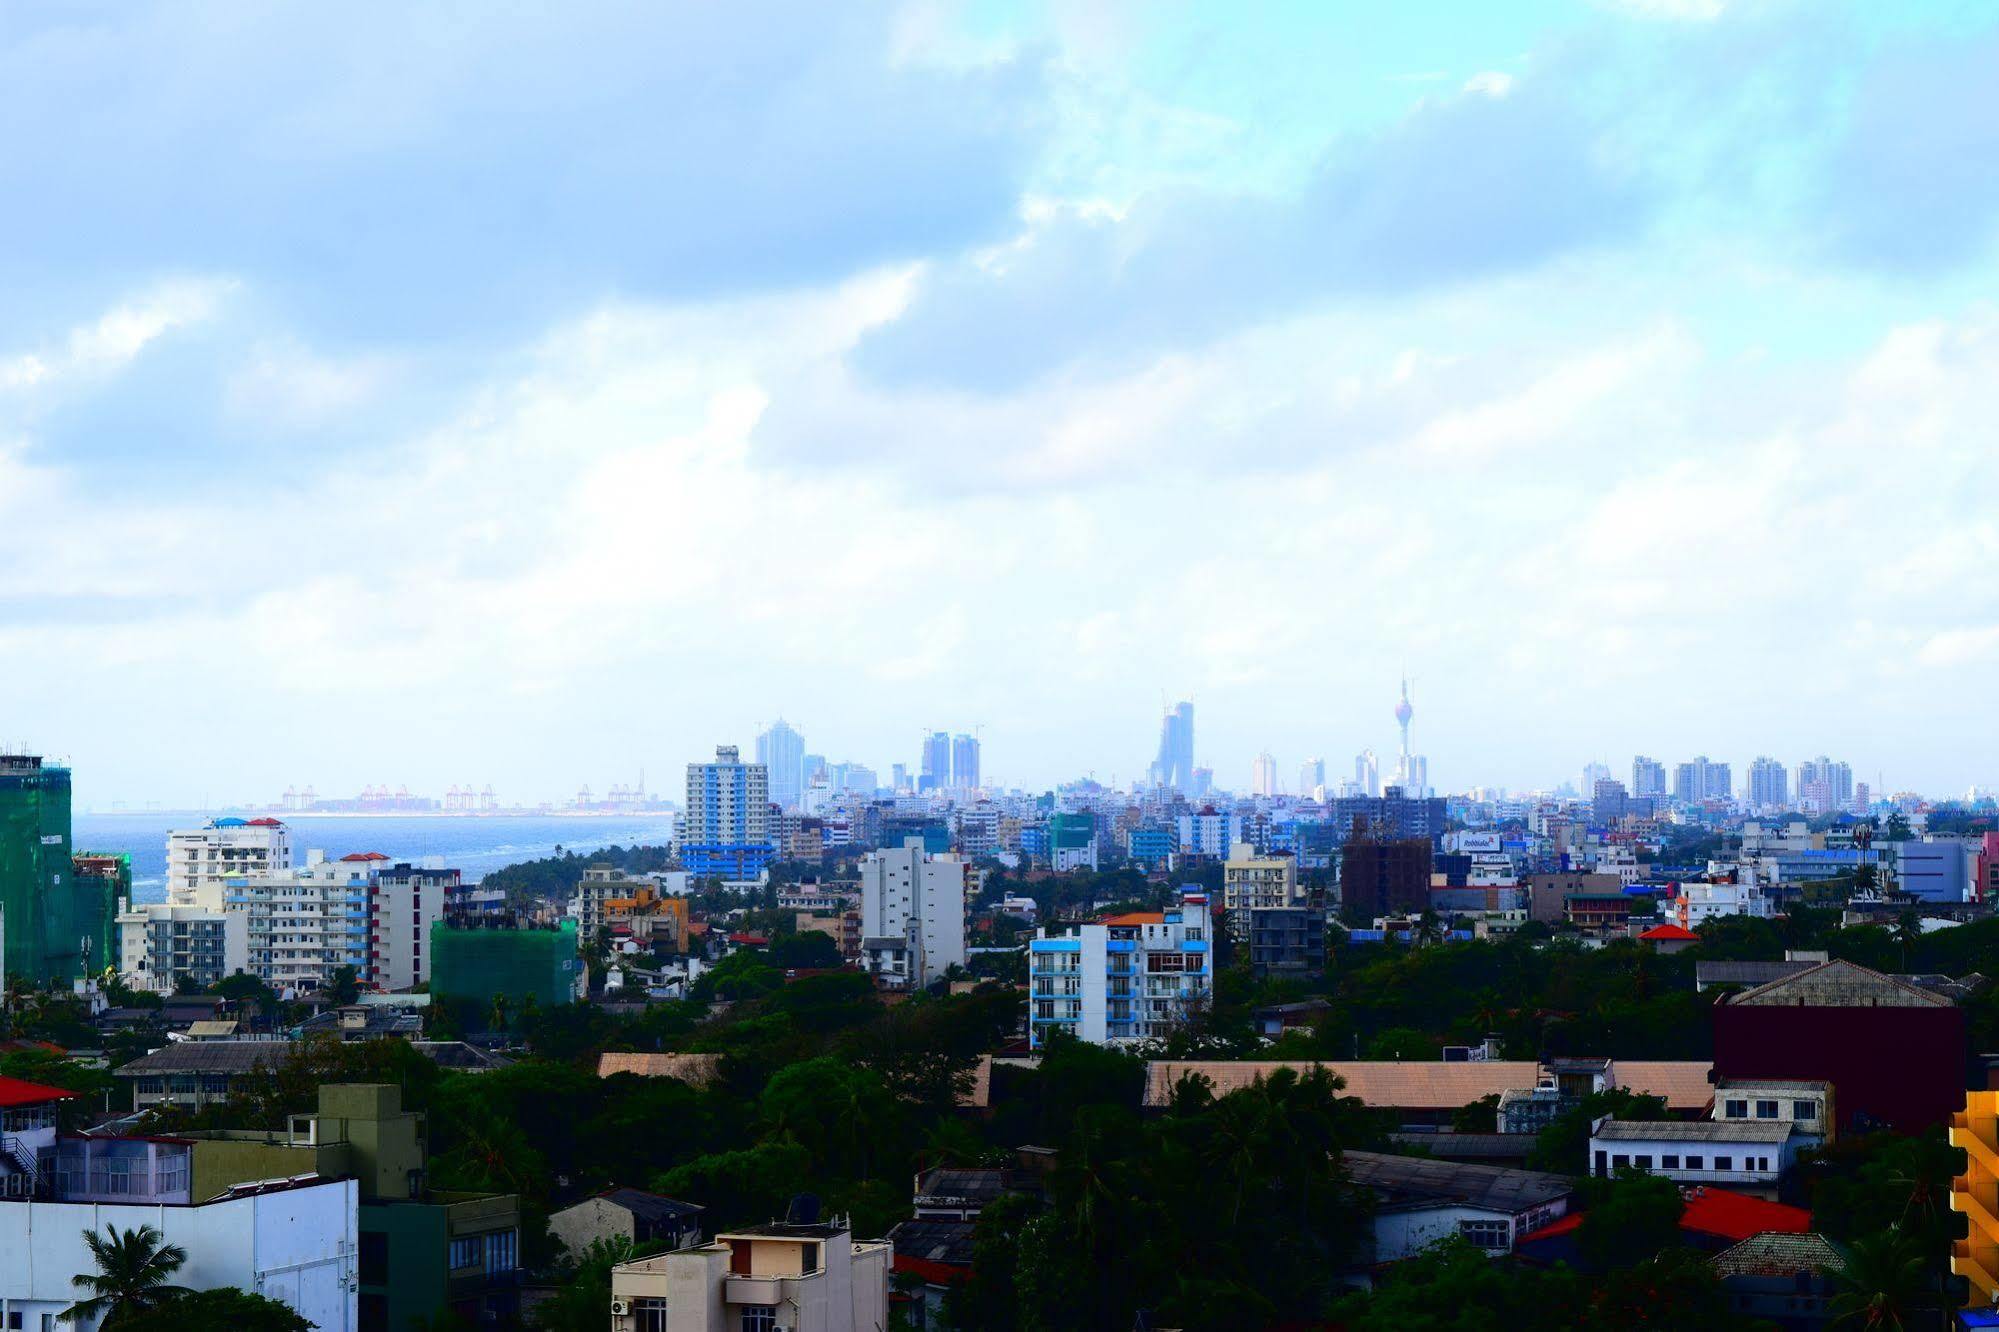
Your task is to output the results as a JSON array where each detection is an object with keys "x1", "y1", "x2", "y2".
[
  {"x1": 115, "y1": 900, "x2": 249, "y2": 994},
  {"x1": 1222, "y1": 842, "x2": 1300, "y2": 933},
  {"x1": 858, "y1": 838, "x2": 969, "y2": 989},
  {"x1": 224, "y1": 852, "x2": 374, "y2": 995},
  {"x1": 680, "y1": 746, "x2": 772, "y2": 878},
  {"x1": 368, "y1": 862, "x2": 452, "y2": 991},
  {"x1": 609, "y1": 1221, "x2": 889, "y2": 1332},
  {"x1": 0, "y1": 1162, "x2": 357, "y2": 1332},
  {"x1": 1715, "y1": 1079, "x2": 1833, "y2": 1152},
  {"x1": 1176, "y1": 809, "x2": 1241, "y2": 858},
  {"x1": 1670, "y1": 866, "x2": 1774, "y2": 929},
  {"x1": 1027, "y1": 889, "x2": 1213, "y2": 1048},
  {"x1": 166, "y1": 817, "x2": 293, "y2": 909}
]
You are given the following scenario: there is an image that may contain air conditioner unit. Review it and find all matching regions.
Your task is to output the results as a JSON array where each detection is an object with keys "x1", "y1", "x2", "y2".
[{"x1": 610, "y1": 1299, "x2": 630, "y2": 1316}]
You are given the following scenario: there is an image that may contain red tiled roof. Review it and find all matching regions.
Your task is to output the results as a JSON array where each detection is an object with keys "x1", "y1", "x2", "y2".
[
  {"x1": 1517, "y1": 1187, "x2": 1808, "y2": 1247},
  {"x1": 727, "y1": 932, "x2": 769, "y2": 945},
  {"x1": 893, "y1": 1254, "x2": 970, "y2": 1285},
  {"x1": 1099, "y1": 911, "x2": 1166, "y2": 926},
  {"x1": 1639, "y1": 924, "x2": 1700, "y2": 941},
  {"x1": 340, "y1": 852, "x2": 391, "y2": 862},
  {"x1": 0, "y1": 1076, "x2": 80, "y2": 1109}
]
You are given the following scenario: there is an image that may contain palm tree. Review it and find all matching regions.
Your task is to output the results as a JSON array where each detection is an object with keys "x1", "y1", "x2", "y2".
[
  {"x1": 62, "y1": 1224, "x2": 191, "y2": 1327},
  {"x1": 1825, "y1": 1230, "x2": 1932, "y2": 1331}
]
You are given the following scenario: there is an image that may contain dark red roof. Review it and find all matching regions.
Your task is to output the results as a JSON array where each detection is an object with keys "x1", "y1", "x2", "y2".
[
  {"x1": 246, "y1": 818, "x2": 285, "y2": 827},
  {"x1": 1639, "y1": 924, "x2": 1700, "y2": 941},
  {"x1": 1518, "y1": 1187, "x2": 1808, "y2": 1248},
  {"x1": 727, "y1": 932, "x2": 770, "y2": 946},
  {"x1": 893, "y1": 1254, "x2": 969, "y2": 1285},
  {"x1": 0, "y1": 1076, "x2": 80, "y2": 1109},
  {"x1": 340, "y1": 852, "x2": 391, "y2": 862}
]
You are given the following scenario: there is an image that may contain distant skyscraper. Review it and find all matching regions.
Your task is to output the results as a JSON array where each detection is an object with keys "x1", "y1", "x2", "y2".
[
  {"x1": 920, "y1": 731, "x2": 951, "y2": 793},
  {"x1": 1150, "y1": 701, "x2": 1196, "y2": 794},
  {"x1": 1672, "y1": 756, "x2": 1732, "y2": 804},
  {"x1": 1797, "y1": 756, "x2": 1855, "y2": 812},
  {"x1": 1631, "y1": 756, "x2": 1666, "y2": 798},
  {"x1": 891, "y1": 763, "x2": 909, "y2": 792},
  {"x1": 951, "y1": 733, "x2": 981, "y2": 791},
  {"x1": 1581, "y1": 762, "x2": 1612, "y2": 798},
  {"x1": 1251, "y1": 751, "x2": 1278, "y2": 797},
  {"x1": 756, "y1": 719, "x2": 806, "y2": 811},
  {"x1": 1299, "y1": 757, "x2": 1326, "y2": 798},
  {"x1": 1747, "y1": 756, "x2": 1788, "y2": 811},
  {"x1": 1355, "y1": 749, "x2": 1380, "y2": 799},
  {"x1": 802, "y1": 753, "x2": 828, "y2": 785}
]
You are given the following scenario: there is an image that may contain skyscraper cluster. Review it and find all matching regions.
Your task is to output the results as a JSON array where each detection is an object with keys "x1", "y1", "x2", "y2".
[{"x1": 1149, "y1": 701, "x2": 1196, "y2": 795}]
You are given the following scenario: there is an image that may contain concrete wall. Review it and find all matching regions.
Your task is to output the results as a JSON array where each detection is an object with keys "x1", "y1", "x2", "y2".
[{"x1": 0, "y1": 1179, "x2": 356, "y2": 1331}]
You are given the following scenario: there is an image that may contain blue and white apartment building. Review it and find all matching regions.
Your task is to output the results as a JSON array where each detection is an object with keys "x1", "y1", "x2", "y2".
[{"x1": 1028, "y1": 889, "x2": 1212, "y2": 1047}]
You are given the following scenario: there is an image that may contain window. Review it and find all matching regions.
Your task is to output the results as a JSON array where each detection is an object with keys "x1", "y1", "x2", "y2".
[
  {"x1": 1792, "y1": 1100, "x2": 1815, "y2": 1122},
  {"x1": 486, "y1": 1228, "x2": 518, "y2": 1273},
  {"x1": 1756, "y1": 1100, "x2": 1780, "y2": 1119},
  {"x1": 1594, "y1": 1150, "x2": 1607, "y2": 1175},
  {"x1": 634, "y1": 1297, "x2": 669, "y2": 1332},
  {"x1": 741, "y1": 1308, "x2": 779, "y2": 1332},
  {"x1": 1724, "y1": 1100, "x2": 1748, "y2": 1119},
  {"x1": 1661, "y1": 1155, "x2": 1680, "y2": 1169},
  {"x1": 449, "y1": 1236, "x2": 483, "y2": 1271},
  {"x1": 1714, "y1": 1156, "x2": 1733, "y2": 1172},
  {"x1": 359, "y1": 1231, "x2": 389, "y2": 1285},
  {"x1": 1611, "y1": 1154, "x2": 1629, "y2": 1169},
  {"x1": 1459, "y1": 1219, "x2": 1510, "y2": 1250},
  {"x1": 1685, "y1": 1155, "x2": 1703, "y2": 1170}
]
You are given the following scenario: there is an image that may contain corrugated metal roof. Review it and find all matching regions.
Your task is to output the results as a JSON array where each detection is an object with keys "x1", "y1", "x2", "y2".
[
  {"x1": 1595, "y1": 1119, "x2": 1792, "y2": 1143},
  {"x1": 1344, "y1": 1150, "x2": 1573, "y2": 1214}
]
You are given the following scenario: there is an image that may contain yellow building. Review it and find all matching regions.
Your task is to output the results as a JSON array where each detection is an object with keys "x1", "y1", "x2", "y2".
[
  {"x1": 606, "y1": 888, "x2": 691, "y2": 952},
  {"x1": 1951, "y1": 1090, "x2": 1999, "y2": 1304}
]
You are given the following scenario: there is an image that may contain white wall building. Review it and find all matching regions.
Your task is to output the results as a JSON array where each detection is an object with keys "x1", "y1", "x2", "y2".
[
  {"x1": 1221, "y1": 842, "x2": 1300, "y2": 936},
  {"x1": 858, "y1": 839, "x2": 969, "y2": 989},
  {"x1": 0, "y1": 1177, "x2": 358, "y2": 1332},
  {"x1": 1176, "y1": 809, "x2": 1241, "y2": 858},
  {"x1": 609, "y1": 1221, "x2": 888, "y2": 1332},
  {"x1": 1671, "y1": 867, "x2": 1774, "y2": 929},
  {"x1": 1344, "y1": 1151, "x2": 1574, "y2": 1266},
  {"x1": 223, "y1": 852, "x2": 374, "y2": 995},
  {"x1": 166, "y1": 817, "x2": 293, "y2": 909},
  {"x1": 115, "y1": 900, "x2": 249, "y2": 994},
  {"x1": 1589, "y1": 1119, "x2": 1797, "y2": 1198},
  {"x1": 1027, "y1": 889, "x2": 1212, "y2": 1048},
  {"x1": 368, "y1": 862, "x2": 452, "y2": 991}
]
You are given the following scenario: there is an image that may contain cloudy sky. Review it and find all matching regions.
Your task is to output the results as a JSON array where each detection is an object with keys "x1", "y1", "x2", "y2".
[{"x1": 4, "y1": 0, "x2": 1998, "y2": 807}]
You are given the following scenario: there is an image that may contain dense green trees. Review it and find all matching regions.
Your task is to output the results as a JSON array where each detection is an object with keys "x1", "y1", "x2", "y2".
[{"x1": 113, "y1": 1288, "x2": 312, "y2": 1332}]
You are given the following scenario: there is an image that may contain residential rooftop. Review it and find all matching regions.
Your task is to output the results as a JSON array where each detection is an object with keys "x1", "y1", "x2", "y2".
[{"x1": 1343, "y1": 1150, "x2": 1572, "y2": 1213}]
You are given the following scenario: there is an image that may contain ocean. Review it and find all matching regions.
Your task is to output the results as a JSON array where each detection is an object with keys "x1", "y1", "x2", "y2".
[{"x1": 74, "y1": 812, "x2": 680, "y2": 905}]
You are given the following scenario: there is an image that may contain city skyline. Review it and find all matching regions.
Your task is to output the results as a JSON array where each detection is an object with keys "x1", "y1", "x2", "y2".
[{"x1": 7, "y1": 3, "x2": 1999, "y2": 805}]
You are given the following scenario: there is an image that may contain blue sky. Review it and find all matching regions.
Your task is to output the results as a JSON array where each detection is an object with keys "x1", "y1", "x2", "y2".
[{"x1": 3, "y1": 0, "x2": 1998, "y2": 805}]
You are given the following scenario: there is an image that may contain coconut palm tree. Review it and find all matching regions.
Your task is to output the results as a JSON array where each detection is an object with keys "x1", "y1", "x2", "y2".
[
  {"x1": 1824, "y1": 1230, "x2": 1933, "y2": 1331},
  {"x1": 62, "y1": 1224, "x2": 191, "y2": 1327}
]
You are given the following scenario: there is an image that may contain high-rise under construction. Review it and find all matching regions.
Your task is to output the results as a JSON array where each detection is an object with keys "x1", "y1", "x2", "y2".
[{"x1": 0, "y1": 753, "x2": 83, "y2": 984}]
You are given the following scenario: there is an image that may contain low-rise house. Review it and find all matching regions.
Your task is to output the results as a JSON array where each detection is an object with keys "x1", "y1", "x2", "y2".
[
  {"x1": 1252, "y1": 998, "x2": 1334, "y2": 1039},
  {"x1": 1714, "y1": 1079, "x2": 1833, "y2": 1151},
  {"x1": 550, "y1": 1188, "x2": 704, "y2": 1262},
  {"x1": 1709, "y1": 1231, "x2": 1847, "y2": 1330},
  {"x1": 610, "y1": 1219, "x2": 890, "y2": 1332},
  {"x1": 1589, "y1": 1118, "x2": 1798, "y2": 1199},
  {"x1": 1517, "y1": 1186, "x2": 1811, "y2": 1264},
  {"x1": 1343, "y1": 1151, "x2": 1574, "y2": 1268},
  {"x1": 115, "y1": 1038, "x2": 294, "y2": 1110}
]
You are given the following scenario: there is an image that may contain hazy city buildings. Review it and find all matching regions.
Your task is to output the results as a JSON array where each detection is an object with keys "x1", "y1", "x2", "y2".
[
  {"x1": 1251, "y1": 751, "x2": 1278, "y2": 797},
  {"x1": 1746, "y1": 757, "x2": 1788, "y2": 811},
  {"x1": 920, "y1": 731, "x2": 952, "y2": 793},
  {"x1": 1630, "y1": 755, "x2": 1667, "y2": 799},
  {"x1": 755, "y1": 719, "x2": 807, "y2": 811},
  {"x1": 1299, "y1": 757, "x2": 1326, "y2": 798},
  {"x1": 1797, "y1": 756, "x2": 1856, "y2": 813},
  {"x1": 950, "y1": 733, "x2": 981, "y2": 791},
  {"x1": 681, "y1": 746, "x2": 772, "y2": 878},
  {"x1": 1355, "y1": 749, "x2": 1380, "y2": 798},
  {"x1": 1673, "y1": 756, "x2": 1733, "y2": 804}
]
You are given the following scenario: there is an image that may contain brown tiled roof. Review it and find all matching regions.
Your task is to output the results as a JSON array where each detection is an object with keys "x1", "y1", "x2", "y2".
[
  {"x1": 596, "y1": 1052, "x2": 722, "y2": 1085},
  {"x1": 1143, "y1": 1059, "x2": 1714, "y2": 1112},
  {"x1": 1728, "y1": 958, "x2": 1951, "y2": 1009}
]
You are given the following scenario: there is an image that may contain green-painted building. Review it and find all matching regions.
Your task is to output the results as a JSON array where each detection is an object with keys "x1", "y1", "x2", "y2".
[
  {"x1": 71, "y1": 850, "x2": 130, "y2": 977},
  {"x1": 431, "y1": 918, "x2": 578, "y2": 1023},
  {"x1": 183, "y1": 1082, "x2": 522, "y2": 1331},
  {"x1": 0, "y1": 753, "x2": 82, "y2": 984}
]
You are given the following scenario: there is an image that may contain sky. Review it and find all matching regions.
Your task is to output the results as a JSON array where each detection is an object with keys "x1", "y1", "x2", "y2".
[{"x1": 4, "y1": 0, "x2": 1999, "y2": 807}]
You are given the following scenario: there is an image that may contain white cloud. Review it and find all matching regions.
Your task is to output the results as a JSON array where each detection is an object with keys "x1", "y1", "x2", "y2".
[
  {"x1": 1463, "y1": 71, "x2": 1516, "y2": 98},
  {"x1": 1595, "y1": 0, "x2": 1727, "y2": 20}
]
